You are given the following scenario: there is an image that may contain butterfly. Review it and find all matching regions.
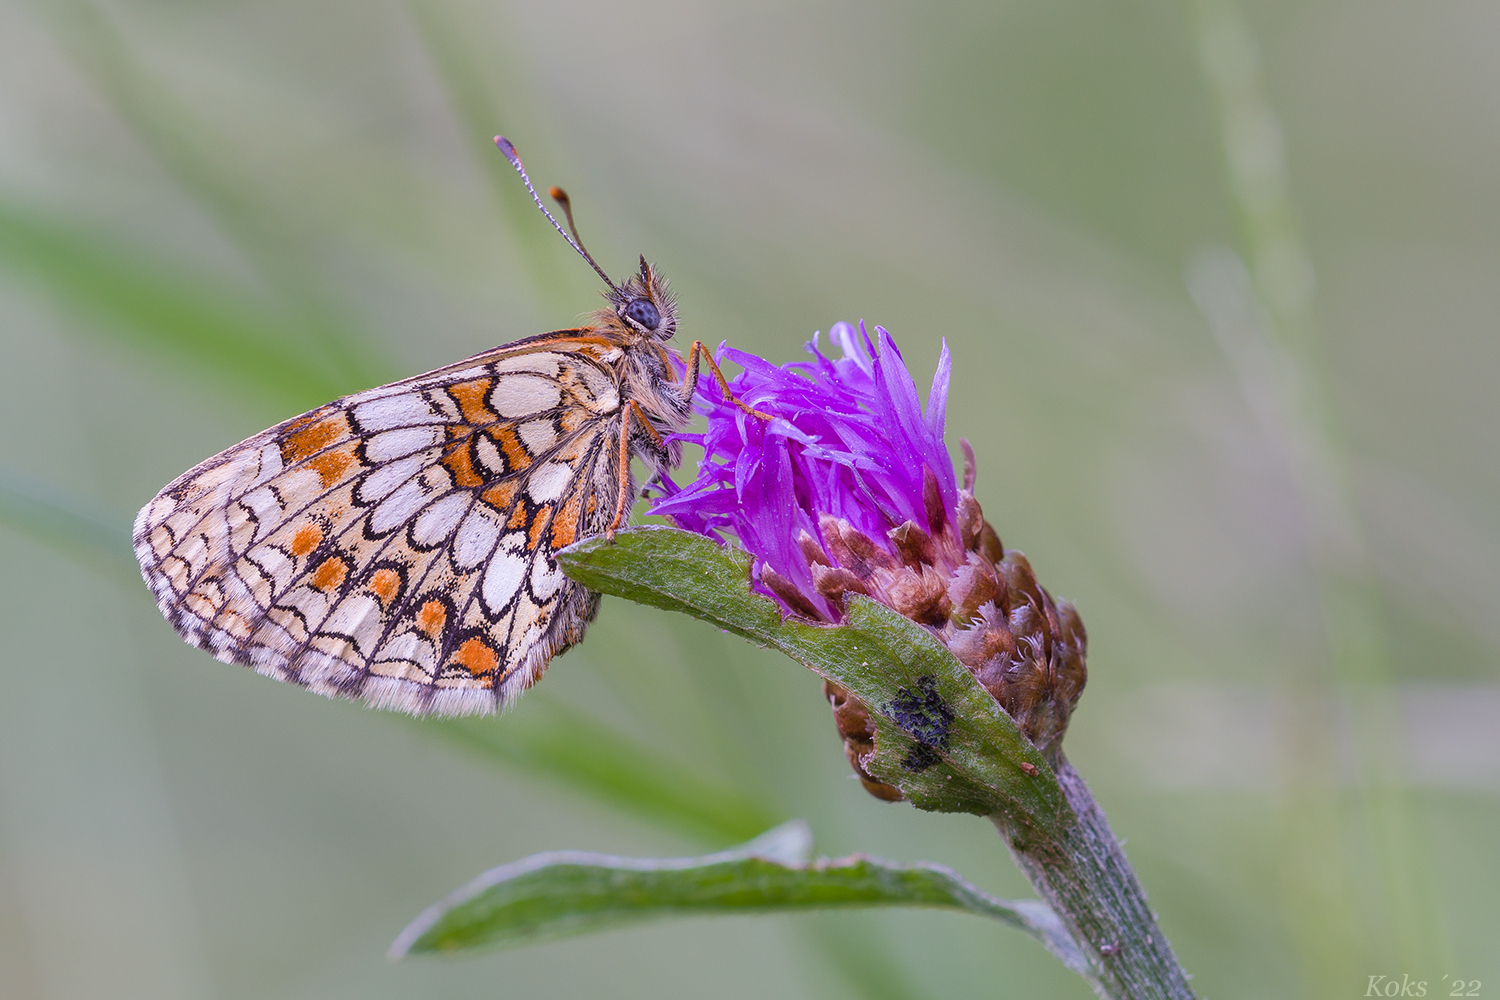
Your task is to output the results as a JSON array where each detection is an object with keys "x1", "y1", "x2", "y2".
[{"x1": 134, "y1": 136, "x2": 759, "y2": 717}]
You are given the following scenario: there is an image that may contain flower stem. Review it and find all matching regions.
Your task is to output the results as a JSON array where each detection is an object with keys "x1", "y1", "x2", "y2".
[{"x1": 992, "y1": 757, "x2": 1196, "y2": 999}]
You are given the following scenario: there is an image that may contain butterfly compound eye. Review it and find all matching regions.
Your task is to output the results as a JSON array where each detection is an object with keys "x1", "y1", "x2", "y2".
[{"x1": 622, "y1": 297, "x2": 661, "y2": 331}]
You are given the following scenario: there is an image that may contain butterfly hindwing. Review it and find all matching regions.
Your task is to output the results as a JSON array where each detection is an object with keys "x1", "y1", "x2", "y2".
[{"x1": 134, "y1": 338, "x2": 626, "y2": 716}]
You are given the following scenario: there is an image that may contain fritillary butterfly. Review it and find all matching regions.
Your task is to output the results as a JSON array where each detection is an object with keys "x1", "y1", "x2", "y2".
[{"x1": 134, "y1": 137, "x2": 755, "y2": 716}]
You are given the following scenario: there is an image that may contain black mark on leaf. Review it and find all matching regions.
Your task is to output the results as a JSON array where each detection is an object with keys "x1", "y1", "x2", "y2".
[
  {"x1": 901, "y1": 743, "x2": 944, "y2": 772},
  {"x1": 886, "y1": 676, "x2": 953, "y2": 772}
]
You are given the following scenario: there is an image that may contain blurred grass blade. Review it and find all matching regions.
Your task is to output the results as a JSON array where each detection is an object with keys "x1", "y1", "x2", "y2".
[
  {"x1": 391, "y1": 819, "x2": 1079, "y2": 967},
  {"x1": 558, "y1": 527, "x2": 1065, "y2": 829},
  {"x1": 0, "y1": 467, "x2": 135, "y2": 577},
  {"x1": 0, "y1": 200, "x2": 350, "y2": 405},
  {"x1": 414, "y1": 700, "x2": 780, "y2": 846},
  {"x1": 405, "y1": 0, "x2": 578, "y2": 306},
  {"x1": 37, "y1": 0, "x2": 382, "y2": 389},
  {"x1": 1195, "y1": 0, "x2": 1444, "y2": 975}
]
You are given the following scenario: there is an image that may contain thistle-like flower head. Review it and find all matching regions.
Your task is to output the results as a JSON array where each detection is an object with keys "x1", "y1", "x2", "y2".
[{"x1": 653, "y1": 324, "x2": 1087, "y2": 785}]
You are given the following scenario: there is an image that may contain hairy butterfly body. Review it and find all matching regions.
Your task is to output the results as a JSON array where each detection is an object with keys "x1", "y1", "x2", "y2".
[{"x1": 134, "y1": 138, "x2": 750, "y2": 716}]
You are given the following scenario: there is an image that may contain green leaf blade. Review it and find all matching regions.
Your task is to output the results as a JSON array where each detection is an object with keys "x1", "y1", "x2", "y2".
[{"x1": 391, "y1": 821, "x2": 1082, "y2": 969}]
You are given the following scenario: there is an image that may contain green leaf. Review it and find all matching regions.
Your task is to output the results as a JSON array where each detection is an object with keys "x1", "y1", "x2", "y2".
[
  {"x1": 557, "y1": 527, "x2": 1066, "y2": 832},
  {"x1": 391, "y1": 820, "x2": 1082, "y2": 970}
]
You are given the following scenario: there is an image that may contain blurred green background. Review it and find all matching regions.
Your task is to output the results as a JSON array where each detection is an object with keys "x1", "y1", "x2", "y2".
[{"x1": 2, "y1": 0, "x2": 1496, "y2": 997}]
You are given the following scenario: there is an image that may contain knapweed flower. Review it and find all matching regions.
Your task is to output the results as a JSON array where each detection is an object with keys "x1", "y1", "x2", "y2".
[{"x1": 652, "y1": 323, "x2": 1088, "y2": 795}]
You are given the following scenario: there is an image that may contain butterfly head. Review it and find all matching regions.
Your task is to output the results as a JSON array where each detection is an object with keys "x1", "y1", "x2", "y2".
[{"x1": 608, "y1": 256, "x2": 677, "y2": 342}]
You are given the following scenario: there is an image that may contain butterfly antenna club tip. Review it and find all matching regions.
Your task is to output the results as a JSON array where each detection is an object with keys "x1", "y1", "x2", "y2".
[
  {"x1": 493, "y1": 135, "x2": 618, "y2": 294},
  {"x1": 548, "y1": 186, "x2": 581, "y2": 243}
]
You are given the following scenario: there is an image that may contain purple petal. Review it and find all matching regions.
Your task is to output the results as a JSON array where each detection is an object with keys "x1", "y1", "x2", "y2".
[{"x1": 649, "y1": 322, "x2": 959, "y2": 619}]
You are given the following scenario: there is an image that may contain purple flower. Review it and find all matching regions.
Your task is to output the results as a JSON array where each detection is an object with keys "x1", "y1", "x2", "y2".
[
  {"x1": 652, "y1": 322, "x2": 1087, "y2": 762},
  {"x1": 651, "y1": 322, "x2": 959, "y2": 620}
]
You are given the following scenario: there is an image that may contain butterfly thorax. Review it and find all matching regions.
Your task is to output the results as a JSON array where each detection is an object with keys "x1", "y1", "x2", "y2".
[{"x1": 587, "y1": 260, "x2": 692, "y2": 468}]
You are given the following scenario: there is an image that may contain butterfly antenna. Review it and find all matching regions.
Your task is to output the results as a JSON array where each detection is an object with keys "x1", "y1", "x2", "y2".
[
  {"x1": 493, "y1": 136, "x2": 619, "y2": 294},
  {"x1": 547, "y1": 186, "x2": 602, "y2": 276}
]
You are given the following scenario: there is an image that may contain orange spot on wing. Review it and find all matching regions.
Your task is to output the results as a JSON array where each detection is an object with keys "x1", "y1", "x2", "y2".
[
  {"x1": 291, "y1": 524, "x2": 323, "y2": 556},
  {"x1": 452, "y1": 637, "x2": 498, "y2": 678},
  {"x1": 369, "y1": 568, "x2": 401, "y2": 605},
  {"x1": 551, "y1": 491, "x2": 582, "y2": 549},
  {"x1": 281, "y1": 413, "x2": 346, "y2": 463},
  {"x1": 449, "y1": 378, "x2": 496, "y2": 424},
  {"x1": 440, "y1": 429, "x2": 484, "y2": 488},
  {"x1": 493, "y1": 426, "x2": 532, "y2": 471},
  {"x1": 310, "y1": 556, "x2": 348, "y2": 592},
  {"x1": 482, "y1": 480, "x2": 519, "y2": 512},
  {"x1": 508, "y1": 504, "x2": 529, "y2": 529},
  {"x1": 416, "y1": 600, "x2": 446, "y2": 637},
  {"x1": 307, "y1": 444, "x2": 357, "y2": 487},
  {"x1": 529, "y1": 505, "x2": 554, "y2": 548}
]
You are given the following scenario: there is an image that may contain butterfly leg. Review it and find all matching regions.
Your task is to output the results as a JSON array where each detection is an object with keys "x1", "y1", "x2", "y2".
[
  {"x1": 680, "y1": 341, "x2": 772, "y2": 420},
  {"x1": 607, "y1": 400, "x2": 666, "y2": 540}
]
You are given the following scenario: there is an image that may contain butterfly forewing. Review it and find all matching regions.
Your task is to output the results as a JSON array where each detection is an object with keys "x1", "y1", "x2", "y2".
[{"x1": 135, "y1": 337, "x2": 629, "y2": 716}]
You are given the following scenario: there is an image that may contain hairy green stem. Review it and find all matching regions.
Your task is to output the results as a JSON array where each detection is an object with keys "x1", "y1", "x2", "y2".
[{"x1": 994, "y1": 758, "x2": 1196, "y2": 1000}]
